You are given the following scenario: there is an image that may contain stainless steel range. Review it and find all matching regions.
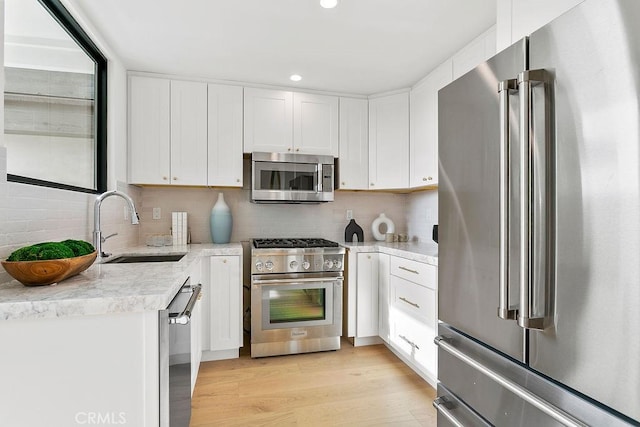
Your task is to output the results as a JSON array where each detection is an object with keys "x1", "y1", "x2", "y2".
[{"x1": 250, "y1": 238, "x2": 345, "y2": 358}]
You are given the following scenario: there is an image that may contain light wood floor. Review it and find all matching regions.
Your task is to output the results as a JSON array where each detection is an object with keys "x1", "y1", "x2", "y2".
[{"x1": 191, "y1": 338, "x2": 437, "y2": 426}]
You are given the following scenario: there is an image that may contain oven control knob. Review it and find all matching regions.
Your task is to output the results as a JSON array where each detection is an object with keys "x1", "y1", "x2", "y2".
[
  {"x1": 302, "y1": 261, "x2": 310, "y2": 270},
  {"x1": 255, "y1": 261, "x2": 264, "y2": 271},
  {"x1": 334, "y1": 260, "x2": 342, "y2": 269},
  {"x1": 324, "y1": 259, "x2": 334, "y2": 269},
  {"x1": 265, "y1": 261, "x2": 274, "y2": 271},
  {"x1": 289, "y1": 260, "x2": 298, "y2": 270}
]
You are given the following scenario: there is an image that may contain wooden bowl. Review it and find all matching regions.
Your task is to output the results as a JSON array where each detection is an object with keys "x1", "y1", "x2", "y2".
[{"x1": 1, "y1": 252, "x2": 97, "y2": 286}]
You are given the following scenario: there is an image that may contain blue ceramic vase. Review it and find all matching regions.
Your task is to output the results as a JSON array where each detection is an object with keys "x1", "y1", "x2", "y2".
[{"x1": 210, "y1": 193, "x2": 232, "y2": 244}]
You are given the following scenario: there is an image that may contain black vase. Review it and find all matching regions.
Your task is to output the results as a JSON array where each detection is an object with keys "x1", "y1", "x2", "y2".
[{"x1": 344, "y1": 219, "x2": 364, "y2": 243}]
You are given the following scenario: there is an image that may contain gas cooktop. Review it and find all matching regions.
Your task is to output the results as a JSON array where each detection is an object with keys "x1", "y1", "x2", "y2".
[{"x1": 252, "y1": 238, "x2": 340, "y2": 249}]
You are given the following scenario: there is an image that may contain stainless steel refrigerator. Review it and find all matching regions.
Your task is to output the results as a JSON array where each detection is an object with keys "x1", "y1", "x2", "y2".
[{"x1": 436, "y1": 0, "x2": 640, "y2": 425}]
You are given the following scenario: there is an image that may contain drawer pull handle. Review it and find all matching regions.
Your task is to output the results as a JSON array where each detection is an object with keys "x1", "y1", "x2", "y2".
[
  {"x1": 400, "y1": 296, "x2": 420, "y2": 309},
  {"x1": 399, "y1": 334, "x2": 420, "y2": 350},
  {"x1": 399, "y1": 266, "x2": 419, "y2": 275}
]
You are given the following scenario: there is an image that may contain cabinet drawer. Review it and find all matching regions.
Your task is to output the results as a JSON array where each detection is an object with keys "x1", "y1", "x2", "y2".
[
  {"x1": 390, "y1": 256, "x2": 436, "y2": 289},
  {"x1": 390, "y1": 275, "x2": 436, "y2": 327},
  {"x1": 390, "y1": 310, "x2": 437, "y2": 378}
]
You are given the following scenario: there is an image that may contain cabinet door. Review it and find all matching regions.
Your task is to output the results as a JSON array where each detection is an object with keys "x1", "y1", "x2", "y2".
[
  {"x1": 128, "y1": 76, "x2": 170, "y2": 184},
  {"x1": 368, "y1": 92, "x2": 409, "y2": 190},
  {"x1": 293, "y1": 92, "x2": 338, "y2": 156},
  {"x1": 190, "y1": 296, "x2": 202, "y2": 395},
  {"x1": 338, "y1": 97, "x2": 369, "y2": 190},
  {"x1": 209, "y1": 256, "x2": 242, "y2": 351},
  {"x1": 377, "y1": 254, "x2": 390, "y2": 343},
  {"x1": 170, "y1": 80, "x2": 208, "y2": 185},
  {"x1": 410, "y1": 60, "x2": 452, "y2": 188},
  {"x1": 356, "y1": 252, "x2": 379, "y2": 337},
  {"x1": 244, "y1": 88, "x2": 293, "y2": 153},
  {"x1": 208, "y1": 84, "x2": 243, "y2": 187}
]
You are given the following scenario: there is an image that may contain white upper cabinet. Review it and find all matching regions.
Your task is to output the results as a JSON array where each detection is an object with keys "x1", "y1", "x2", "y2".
[
  {"x1": 497, "y1": 0, "x2": 584, "y2": 52},
  {"x1": 243, "y1": 87, "x2": 293, "y2": 153},
  {"x1": 208, "y1": 84, "x2": 243, "y2": 187},
  {"x1": 368, "y1": 92, "x2": 410, "y2": 190},
  {"x1": 128, "y1": 75, "x2": 171, "y2": 185},
  {"x1": 244, "y1": 87, "x2": 338, "y2": 156},
  {"x1": 293, "y1": 92, "x2": 338, "y2": 156},
  {"x1": 452, "y1": 26, "x2": 497, "y2": 80},
  {"x1": 170, "y1": 80, "x2": 208, "y2": 185},
  {"x1": 410, "y1": 60, "x2": 452, "y2": 188},
  {"x1": 338, "y1": 97, "x2": 369, "y2": 190},
  {"x1": 128, "y1": 76, "x2": 207, "y2": 186}
]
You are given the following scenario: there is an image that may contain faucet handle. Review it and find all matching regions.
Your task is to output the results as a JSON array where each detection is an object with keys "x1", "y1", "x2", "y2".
[{"x1": 101, "y1": 232, "x2": 118, "y2": 243}]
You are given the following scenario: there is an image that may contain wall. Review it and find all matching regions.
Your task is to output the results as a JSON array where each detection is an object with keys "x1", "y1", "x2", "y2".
[
  {"x1": 0, "y1": 1, "x2": 140, "y2": 283},
  {"x1": 138, "y1": 187, "x2": 412, "y2": 245},
  {"x1": 406, "y1": 190, "x2": 438, "y2": 243}
]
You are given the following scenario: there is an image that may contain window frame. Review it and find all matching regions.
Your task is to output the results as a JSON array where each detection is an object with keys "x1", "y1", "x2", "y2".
[{"x1": 5, "y1": 0, "x2": 107, "y2": 194}]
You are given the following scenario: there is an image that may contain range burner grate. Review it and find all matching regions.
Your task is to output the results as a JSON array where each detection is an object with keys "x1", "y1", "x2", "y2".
[{"x1": 253, "y1": 238, "x2": 340, "y2": 249}]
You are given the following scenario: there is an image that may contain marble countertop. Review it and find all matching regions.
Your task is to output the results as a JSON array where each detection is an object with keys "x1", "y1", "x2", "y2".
[
  {"x1": 342, "y1": 241, "x2": 438, "y2": 266},
  {"x1": 0, "y1": 243, "x2": 242, "y2": 321}
]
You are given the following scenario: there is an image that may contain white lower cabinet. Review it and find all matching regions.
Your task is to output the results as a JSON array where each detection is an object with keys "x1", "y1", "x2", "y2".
[
  {"x1": 377, "y1": 254, "x2": 390, "y2": 343},
  {"x1": 356, "y1": 252, "x2": 379, "y2": 338},
  {"x1": 201, "y1": 255, "x2": 243, "y2": 361},
  {"x1": 349, "y1": 248, "x2": 438, "y2": 387},
  {"x1": 387, "y1": 256, "x2": 438, "y2": 386},
  {"x1": 189, "y1": 258, "x2": 203, "y2": 395}
]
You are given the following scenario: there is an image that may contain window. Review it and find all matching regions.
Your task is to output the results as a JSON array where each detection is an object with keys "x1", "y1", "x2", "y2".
[{"x1": 4, "y1": 0, "x2": 107, "y2": 193}]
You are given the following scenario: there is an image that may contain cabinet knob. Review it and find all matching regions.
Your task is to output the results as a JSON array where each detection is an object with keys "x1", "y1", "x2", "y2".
[
  {"x1": 428, "y1": 176, "x2": 433, "y2": 181},
  {"x1": 367, "y1": 255, "x2": 371, "y2": 259},
  {"x1": 173, "y1": 177, "x2": 177, "y2": 181},
  {"x1": 296, "y1": 148, "x2": 300, "y2": 152},
  {"x1": 287, "y1": 148, "x2": 291, "y2": 152},
  {"x1": 422, "y1": 177, "x2": 428, "y2": 181},
  {"x1": 236, "y1": 179, "x2": 240, "y2": 183},
  {"x1": 370, "y1": 183, "x2": 375, "y2": 186},
  {"x1": 223, "y1": 259, "x2": 227, "y2": 263},
  {"x1": 163, "y1": 176, "x2": 168, "y2": 181},
  {"x1": 341, "y1": 182, "x2": 345, "y2": 186}
]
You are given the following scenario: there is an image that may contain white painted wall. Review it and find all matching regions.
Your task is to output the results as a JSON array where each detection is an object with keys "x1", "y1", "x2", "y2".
[{"x1": 0, "y1": 1, "x2": 139, "y2": 283}]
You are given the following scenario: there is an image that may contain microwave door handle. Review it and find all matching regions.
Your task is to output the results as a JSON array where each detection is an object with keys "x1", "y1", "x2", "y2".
[{"x1": 317, "y1": 163, "x2": 322, "y2": 193}]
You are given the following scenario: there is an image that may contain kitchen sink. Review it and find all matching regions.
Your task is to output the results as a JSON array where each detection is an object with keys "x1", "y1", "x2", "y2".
[{"x1": 103, "y1": 254, "x2": 186, "y2": 264}]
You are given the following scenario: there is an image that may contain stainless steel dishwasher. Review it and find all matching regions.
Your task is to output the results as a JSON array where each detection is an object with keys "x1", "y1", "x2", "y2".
[{"x1": 159, "y1": 277, "x2": 201, "y2": 427}]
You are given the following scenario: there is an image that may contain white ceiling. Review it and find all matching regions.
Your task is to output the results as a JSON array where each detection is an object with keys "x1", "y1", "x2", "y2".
[{"x1": 65, "y1": 0, "x2": 496, "y2": 95}]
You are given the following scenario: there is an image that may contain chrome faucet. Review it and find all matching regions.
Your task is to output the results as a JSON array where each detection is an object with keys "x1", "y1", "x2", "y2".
[{"x1": 93, "y1": 190, "x2": 140, "y2": 258}]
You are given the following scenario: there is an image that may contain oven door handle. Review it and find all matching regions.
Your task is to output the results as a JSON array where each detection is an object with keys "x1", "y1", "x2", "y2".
[
  {"x1": 252, "y1": 277, "x2": 344, "y2": 285},
  {"x1": 169, "y1": 284, "x2": 202, "y2": 325}
]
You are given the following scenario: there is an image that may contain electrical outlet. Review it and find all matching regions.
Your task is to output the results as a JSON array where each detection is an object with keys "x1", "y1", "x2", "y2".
[
  {"x1": 346, "y1": 209, "x2": 353, "y2": 220},
  {"x1": 123, "y1": 206, "x2": 129, "y2": 221},
  {"x1": 152, "y1": 207, "x2": 161, "y2": 220}
]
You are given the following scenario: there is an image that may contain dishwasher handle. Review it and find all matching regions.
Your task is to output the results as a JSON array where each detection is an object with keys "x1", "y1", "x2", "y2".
[{"x1": 169, "y1": 284, "x2": 202, "y2": 325}]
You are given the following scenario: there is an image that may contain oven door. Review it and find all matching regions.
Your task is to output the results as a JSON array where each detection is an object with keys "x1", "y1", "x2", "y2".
[{"x1": 251, "y1": 274, "x2": 343, "y2": 344}]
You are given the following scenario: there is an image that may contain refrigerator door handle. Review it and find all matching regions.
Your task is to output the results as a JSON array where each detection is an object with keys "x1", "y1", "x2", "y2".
[
  {"x1": 517, "y1": 69, "x2": 552, "y2": 331},
  {"x1": 435, "y1": 336, "x2": 588, "y2": 427},
  {"x1": 498, "y1": 78, "x2": 519, "y2": 321}
]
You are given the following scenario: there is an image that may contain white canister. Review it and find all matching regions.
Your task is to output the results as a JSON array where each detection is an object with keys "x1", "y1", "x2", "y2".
[{"x1": 371, "y1": 213, "x2": 395, "y2": 241}]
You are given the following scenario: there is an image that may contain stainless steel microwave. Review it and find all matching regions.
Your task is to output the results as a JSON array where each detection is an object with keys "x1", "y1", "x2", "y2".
[{"x1": 251, "y1": 152, "x2": 335, "y2": 203}]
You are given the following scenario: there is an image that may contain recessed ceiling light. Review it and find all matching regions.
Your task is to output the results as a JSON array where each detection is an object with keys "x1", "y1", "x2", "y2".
[
  {"x1": 320, "y1": 0, "x2": 338, "y2": 9},
  {"x1": 290, "y1": 74, "x2": 302, "y2": 82}
]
